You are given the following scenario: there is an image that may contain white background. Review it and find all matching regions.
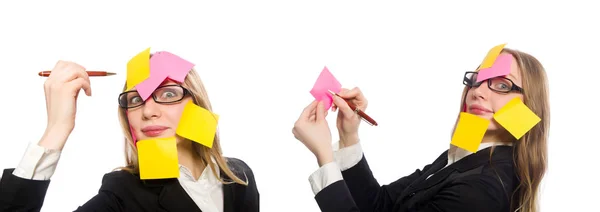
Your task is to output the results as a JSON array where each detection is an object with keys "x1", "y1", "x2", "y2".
[{"x1": 1, "y1": 1, "x2": 598, "y2": 211}]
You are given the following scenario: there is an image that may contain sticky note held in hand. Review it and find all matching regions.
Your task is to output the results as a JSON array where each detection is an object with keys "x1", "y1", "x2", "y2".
[
  {"x1": 477, "y1": 43, "x2": 506, "y2": 71},
  {"x1": 176, "y1": 101, "x2": 219, "y2": 148},
  {"x1": 309, "y1": 66, "x2": 342, "y2": 110},
  {"x1": 137, "y1": 137, "x2": 180, "y2": 180},
  {"x1": 126, "y1": 48, "x2": 152, "y2": 91},
  {"x1": 493, "y1": 97, "x2": 541, "y2": 139},
  {"x1": 451, "y1": 112, "x2": 490, "y2": 153}
]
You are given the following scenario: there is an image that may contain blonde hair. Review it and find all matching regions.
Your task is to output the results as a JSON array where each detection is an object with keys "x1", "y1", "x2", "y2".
[
  {"x1": 452, "y1": 48, "x2": 549, "y2": 212},
  {"x1": 116, "y1": 67, "x2": 247, "y2": 186}
]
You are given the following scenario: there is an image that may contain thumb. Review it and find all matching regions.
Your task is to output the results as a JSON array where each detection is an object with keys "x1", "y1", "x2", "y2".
[
  {"x1": 316, "y1": 101, "x2": 326, "y2": 121},
  {"x1": 332, "y1": 95, "x2": 354, "y2": 117}
]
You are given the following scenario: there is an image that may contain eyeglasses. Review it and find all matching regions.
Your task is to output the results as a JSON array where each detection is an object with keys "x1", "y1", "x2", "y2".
[
  {"x1": 118, "y1": 84, "x2": 190, "y2": 109},
  {"x1": 463, "y1": 71, "x2": 524, "y2": 93}
]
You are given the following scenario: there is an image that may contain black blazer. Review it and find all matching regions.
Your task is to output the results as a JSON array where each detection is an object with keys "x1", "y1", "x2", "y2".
[
  {"x1": 315, "y1": 146, "x2": 517, "y2": 212},
  {"x1": 0, "y1": 157, "x2": 259, "y2": 212}
]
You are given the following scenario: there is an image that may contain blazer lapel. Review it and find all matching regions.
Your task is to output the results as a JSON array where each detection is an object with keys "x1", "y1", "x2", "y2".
[
  {"x1": 221, "y1": 169, "x2": 247, "y2": 212},
  {"x1": 143, "y1": 178, "x2": 202, "y2": 212}
]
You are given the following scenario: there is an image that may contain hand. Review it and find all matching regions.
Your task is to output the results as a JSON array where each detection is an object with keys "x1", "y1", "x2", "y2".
[
  {"x1": 331, "y1": 87, "x2": 368, "y2": 148},
  {"x1": 39, "y1": 60, "x2": 92, "y2": 150},
  {"x1": 292, "y1": 100, "x2": 333, "y2": 166}
]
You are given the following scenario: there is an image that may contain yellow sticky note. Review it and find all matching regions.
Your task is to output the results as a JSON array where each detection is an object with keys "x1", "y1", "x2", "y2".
[
  {"x1": 126, "y1": 48, "x2": 152, "y2": 91},
  {"x1": 493, "y1": 97, "x2": 541, "y2": 139},
  {"x1": 137, "y1": 137, "x2": 180, "y2": 180},
  {"x1": 176, "y1": 101, "x2": 219, "y2": 148},
  {"x1": 451, "y1": 112, "x2": 490, "y2": 153},
  {"x1": 477, "y1": 43, "x2": 507, "y2": 71}
]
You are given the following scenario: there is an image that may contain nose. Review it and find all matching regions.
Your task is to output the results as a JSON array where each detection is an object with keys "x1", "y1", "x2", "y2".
[
  {"x1": 141, "y1": 98, "x2": 162, "y2": 120},
  {"x1": 469, "y1": 81, "x2": 492, "y2": 100}
]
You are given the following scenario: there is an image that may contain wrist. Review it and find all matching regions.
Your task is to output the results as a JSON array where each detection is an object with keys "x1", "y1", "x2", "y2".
[
  {"x1": 315, "y1": 149, "x2": 334, "y2": 167},
  {"x1": 39, "y1": 126, "x2": 71, "y2": 150},
  {"x1": 339, "y1": 133, "x2": 359, "y2": 148}
]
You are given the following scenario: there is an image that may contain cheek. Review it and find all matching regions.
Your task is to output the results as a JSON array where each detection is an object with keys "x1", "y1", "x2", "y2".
[{"x1": 126, "y1": 110, "x2": 142, "y2": 130}]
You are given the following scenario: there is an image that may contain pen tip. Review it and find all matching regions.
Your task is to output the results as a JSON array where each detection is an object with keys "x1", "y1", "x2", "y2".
[
  {"x1": 327, "y1": 90, "x2": 336, "y2": 95},
  {"x1": 106, "y1": 72, "x2": 117, "y2": 76}
]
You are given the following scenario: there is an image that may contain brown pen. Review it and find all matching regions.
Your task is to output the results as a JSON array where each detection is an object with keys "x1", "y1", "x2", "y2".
[
  {"x1": 38, "y1": 71, "x2": 117, "y2": 77},
  {"x1": 328, "y1": 90, "x2": 378, "y2": 126}
]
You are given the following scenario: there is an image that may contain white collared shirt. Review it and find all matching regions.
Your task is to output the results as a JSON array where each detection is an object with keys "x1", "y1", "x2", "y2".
[
  {"x1": 308, "y1": 140, "x2": 513, "y2": 195},
  {"x1": 12, "y1": 143, "x2": 224, "y2": 212}
]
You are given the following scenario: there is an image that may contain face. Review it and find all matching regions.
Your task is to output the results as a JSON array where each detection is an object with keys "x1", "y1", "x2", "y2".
[
  {"x1": 464, "y1": 53, "x2": 524, "y2": 130},
  {"x1": 124, "y1": 80, "x2": 191, "y2": 141}
]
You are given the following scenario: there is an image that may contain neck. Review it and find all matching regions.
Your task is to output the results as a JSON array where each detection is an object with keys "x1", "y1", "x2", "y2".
[
  {"x1": 481, "y1": 129, "x2": 514, "y2": 144},
  {"x1": 177, "y1": 139, "x2": 206, "y2": 180}
]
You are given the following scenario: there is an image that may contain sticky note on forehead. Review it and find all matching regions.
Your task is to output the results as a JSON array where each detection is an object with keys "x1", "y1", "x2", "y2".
[
  {"x1": 176, "y1": 101, "x2": 219, "y2": 148},
  {"x1": 134, "y1": 50, "x2": 195, "y2": 101},
  {"x1": 475, "y1": 54, "x2": 513, "y2": 82},
  {"x1": 310, "y1": 66, "x2": 342, "y2": 110},
  {"x1": 477, "y1": 43, "x2": 506, "y2": 71},
  {"x1": 493, "y1": 97, "x2": 541, "y2": 139},
  {"x1": 126, "y1": 48, "x2": 151, "y2": 91},
  {"x1": 137, "y1": 137, "x2": 180, "y2": 179},
  {"x1": 451, "y1": 112, "x2": 490, "y2": 153}
]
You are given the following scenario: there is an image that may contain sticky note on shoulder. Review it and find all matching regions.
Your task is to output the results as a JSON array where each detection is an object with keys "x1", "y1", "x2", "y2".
[
  {"x1": 127, "y1": 48, "x2": 152, "y2": 91},
  {"x1": 493, "y1": 97, "x2": 541, "y2": 139},
  {"x1": 137, "y1": 137, "x2": 179, "y2": 179},
  {"x1": 176, "y1": 101, "x2": 219, "y2": 148},
  {"x1": 477, "y1": 43, "x2": 506, "y2": 71},
  {"x1": 310, "y1": 66, "x2": 342, "y2": 110},
  {"x1": 451, "y1": 112, "x2": 490, "y2": 153}
]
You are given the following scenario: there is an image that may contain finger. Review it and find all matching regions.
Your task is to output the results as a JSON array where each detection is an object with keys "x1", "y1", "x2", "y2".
[
  {"x1": 331, "y1": 105, "x2": 337, "y2": 112},
  {"x1": 309, "y1": 114, "x2": 316, "y2": 122},
  {"x1": 67, "y1": 77, "x2": 92, "y2": 97},
  {"x1": 57, "y1": 63, "x2": 90, "y2": 84},
  {"x1": 339, "y1": 87, "x2": 366, "y2": 102},
  {"x1": 332, "y1": 95, "x2": 355, "y2": 118},
  {"x1": 300, "y1": 100, "x2": 319, "y2": 119},
  {"x1": 316, "y1": 101, "x2": 326, "y2": 121}
]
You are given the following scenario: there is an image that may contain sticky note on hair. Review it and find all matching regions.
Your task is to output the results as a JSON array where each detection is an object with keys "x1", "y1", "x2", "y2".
[
  {"x1": 137, "y1": 137, "x2": 179, "y2": 179},
  {"x1": 176, "y1": 101, "x2": 219, "y2": 148},
  {"x1": 309, "y1": 66, "x2": 342, "y2": 110},
  {"x1": 126, "y1": 48, "x2": 152, "y2": 91},
  {"x1": 450, "y1": 112, "x2": 490, "y2": 153},
  {"x1": 477, "y1": 43, "x2": 506, "y2": 71},
  {"x1": 493, "y1": 97, "x2": 541, "y2": 139},
  {"x1": 476, "y1": 54, "x2": 513, "y2": 82},
  {"x1": 136, "y1": 51, "x2": 195, "y2": 101}
]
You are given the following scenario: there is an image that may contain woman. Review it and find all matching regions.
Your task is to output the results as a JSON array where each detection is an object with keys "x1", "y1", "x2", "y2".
[
  {"x1": 292, "y1": 48, "x2": 549, "y2": 212},
  {"x1": 0, "y1": 52, "x2": 259, "y2": 212}
]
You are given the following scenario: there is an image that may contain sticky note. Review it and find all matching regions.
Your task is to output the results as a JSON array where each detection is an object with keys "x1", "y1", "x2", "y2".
[
  {"x1": 477, "y1": 43, "x2": 506, "y2": 71},
  {"x1": 476, "y1": 54, "x2": 513, "y2": 82},
  {"x1": 309, "y1": 66, "x2": 342, "y2": 110},
  {"x1": 136, "y1": 51, "x2": 195, "y2": 101},
  {"x1": 137, "y1": 137, "x2": 180, "y2": 179},
  {"x1": 126, "y1": 48, "x2": 152, "y2": 91},
  {"x1": 451, "y1": 112, "x2": 490, "y2": 153},
  {"x1": 176, "y1": 101, "x2": 219, "y2": 148},
  {"x1": 493, "y1": 97, "x2": 541, "y2": 139}
]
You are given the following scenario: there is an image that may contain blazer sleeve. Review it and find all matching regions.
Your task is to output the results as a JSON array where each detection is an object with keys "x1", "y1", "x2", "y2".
[
  {"x1": 0, "y1": 168, "x2": 126, "y2": 212},
  {"x1": 243, "y1": 162, "x2": 259, "y2": 212},
  {"x1": 314, "y1": 180, "x2": 360, "y2": 212},
  {"x1": 341, "y1": 155, "x2": 432, "y2": 212},
  {"x1": 0, "y1": 168, "x2": 51, "y2": 212}
]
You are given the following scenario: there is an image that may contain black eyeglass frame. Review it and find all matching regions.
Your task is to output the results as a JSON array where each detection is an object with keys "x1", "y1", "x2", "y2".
[
  {"x1": 462, "y1": 71, "x2": 524, "y2": 94},
  {"x1": 118, "y1": 84, "x2": 190, "y2": 109}
]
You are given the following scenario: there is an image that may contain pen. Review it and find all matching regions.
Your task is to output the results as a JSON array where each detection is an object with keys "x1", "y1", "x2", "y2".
[
  {"x1": 328, "y1": 90, "x2": 378, "y2": 126},
  {"x1": 38, "y1": 71, "x2": 117, "y2": 77}
]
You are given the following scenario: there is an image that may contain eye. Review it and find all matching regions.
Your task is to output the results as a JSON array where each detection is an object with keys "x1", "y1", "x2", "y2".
[
  {"x1": 129, "y1": 96, "x2": 142, "y2": 104},
  {"x1": 161, "y1": 91, "x2": 177, "y2": 98}
]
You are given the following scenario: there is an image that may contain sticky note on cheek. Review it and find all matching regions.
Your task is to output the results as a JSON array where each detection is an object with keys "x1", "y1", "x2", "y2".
[
  {"x1": 476, "y1": 54, "x2": 513, "y2": 82},
  {"x1": 137, "y1": 137, "x2": 180, "y2": 180},
  {"x1": 310, "y1": 66, "x2": 342, "y2": 110},
  {"x1": 451, "y1": 112, "x2": 490, "y2": 153},
  {"x1": 176, "y1": 101, "x2": 219, "y2": 148},
  {"x1": 493, "y1": 98, "x2": 541, "y2": 139}
]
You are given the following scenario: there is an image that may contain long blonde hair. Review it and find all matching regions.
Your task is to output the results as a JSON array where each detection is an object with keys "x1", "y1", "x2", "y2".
[
  {"x1": 452, "y1": 48, "x2": 549, "y2": 212},
  {"x1": 116, "y1": 67, "x2": 247, "y2": 186}
]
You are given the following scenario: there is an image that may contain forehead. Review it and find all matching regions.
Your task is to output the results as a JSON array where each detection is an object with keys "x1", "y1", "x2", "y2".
[{"x1": 502, "y1": 53, "x2": 523, "y2": 85}]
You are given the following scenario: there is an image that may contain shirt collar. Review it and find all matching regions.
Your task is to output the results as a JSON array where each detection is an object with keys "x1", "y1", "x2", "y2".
[
  {"x1": 448, "y1": 141, "x2": 513, "y2": 164},
  {"x1": 178, "y1": 157, "x2": 220, "y2": 183}
]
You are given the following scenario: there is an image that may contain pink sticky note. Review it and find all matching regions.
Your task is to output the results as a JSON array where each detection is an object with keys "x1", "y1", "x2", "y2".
[
  {"x1": 135, "y1": 51, "x2": 195, "y2": 101},
  {"x1": 476, "y1": 54, "x2": 513, "y2": 82},
  {"x1": 310, "y1": 66, "x2": 342, "y2": 110}
]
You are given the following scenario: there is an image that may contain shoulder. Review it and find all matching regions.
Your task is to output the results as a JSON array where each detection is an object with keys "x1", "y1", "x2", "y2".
[
  {"x1": 224, "y1": 157, "x2": 255, "y2": 182},
  {"x1": 97, "y1": 170, "x2": 144, "y2": 194}
]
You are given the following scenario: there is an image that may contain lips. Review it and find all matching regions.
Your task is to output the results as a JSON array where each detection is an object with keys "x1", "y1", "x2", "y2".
[
  {"x1": 468, "y1": 104, "x2": 492, "y2": 115},
  {"x1": 141, "y1": 125, "x2": 169, "y2": 137}
]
